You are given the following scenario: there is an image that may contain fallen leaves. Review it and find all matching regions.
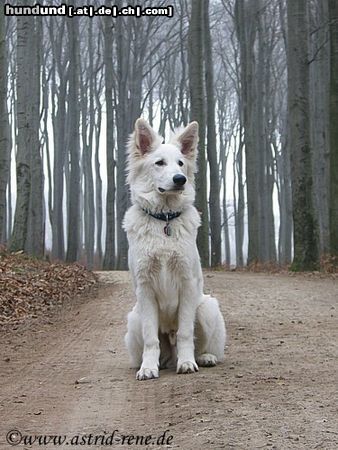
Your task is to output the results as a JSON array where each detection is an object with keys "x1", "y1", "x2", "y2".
[{"x1": 0, "y1": 248, "x2": 97, "y2": 326}]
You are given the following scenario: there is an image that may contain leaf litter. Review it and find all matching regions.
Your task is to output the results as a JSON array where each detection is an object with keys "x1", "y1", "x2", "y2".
[{"x1": 0, "y1": 247, "x2": 97, "y2": 327}]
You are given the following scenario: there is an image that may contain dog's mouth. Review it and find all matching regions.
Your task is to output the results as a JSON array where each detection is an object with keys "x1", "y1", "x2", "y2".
[{"x1": 158, "y1": 186, "x2": 185, "y2": 194}]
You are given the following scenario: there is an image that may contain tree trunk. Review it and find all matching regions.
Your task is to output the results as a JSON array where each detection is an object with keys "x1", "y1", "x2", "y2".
[
  {"x1": 217, "y1": 90, "x2": 230, "y2": 266},
  {"x1": 235, "y1": 0, "x2": 260, "y2": 264},
  {"x1": 103, "y1": 14, "x2": 116, "y2": 270},
  {"x1": 115, "y1": 14, "x2": 130, "y2": 270},
  {"x1": 0, "y1": 8, "x2": 10, "y2": 243},
  {"x1": 287, "y1": 0, "x2": 319, "y2": 270},
  {"x1": 276, "y1": 119, "x2": 292, "y2": 265},
  {"x1": 50, "y1": 18, "x2": 67, "y2": 260},
  {"x1": 81, "y1": 20, "x2": 95, "y2": 269},
  {"x1": 277, "y1": 3, "x2": 292, "y2": 265},
  {"x1": 310, "y1": 0, "x2": 330, "y2": 255},
  {"x1": 188, "y1": 0, "x2": 209, "y2": 266},
  {"x1": 329, "y1": 0, "x2": 338, "y2": 258},
  {"x1": 235, "y1": 133, "x2": 245, "y2": 267},
  {"x1": 42, "y1": 61, "x2": 53, "y2": 245},
  {"x1": 65, "y1": 14, "x2": 81, "y2": 262},
  {"x1": 204, "y1": 0, "x2": 222, "y2": 267},
  {"x1": 10, "y1": 12, "x2": 32, "y2": 252},
  {"x1": 94, "y1": 74, "x2": 103, "y2": 265},
  {"x1": 26, "y1": 16, "x2": 44, "y2": 257}
]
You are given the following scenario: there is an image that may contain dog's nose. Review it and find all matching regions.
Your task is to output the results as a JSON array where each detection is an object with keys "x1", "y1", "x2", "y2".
[{"x1": 173, "y1": 174, "x2": 187, "y2": 186}]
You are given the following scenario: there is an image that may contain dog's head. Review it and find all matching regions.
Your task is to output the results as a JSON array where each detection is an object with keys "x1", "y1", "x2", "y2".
[{"x1": 127, "y1": 118, "x2": 199, "y2": 210}]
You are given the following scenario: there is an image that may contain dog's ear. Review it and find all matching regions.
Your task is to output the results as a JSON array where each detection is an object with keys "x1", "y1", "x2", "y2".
[
  {"x1": 134, "y1": 118, "x2": 157, "y2": 155},
  {"x1": 176, "y1": 122, "x2": 199, "y2": 158}
]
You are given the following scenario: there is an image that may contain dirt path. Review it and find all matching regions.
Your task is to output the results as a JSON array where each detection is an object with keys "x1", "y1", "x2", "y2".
[{"x1": 0, "y1": 272, "x2": 337, "y2": 450}]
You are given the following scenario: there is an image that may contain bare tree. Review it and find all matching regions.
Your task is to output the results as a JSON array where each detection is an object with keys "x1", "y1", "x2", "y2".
[
  {"x1": 309, "y1": 0, "x2": 330, "y2": 255},
  {"x1": 115, "y1": 14, "x2": 137, "y2": 270},
  {"x1": 49, "y1": 17, "x2": 68, "y2": 260},
  {"x1": 188, "y1": 0, "x2": 209, "y2": 266},
  {"x1": 204, "y1": 0, "x2": 222, "y2": 266},
  {"x1": 103, "y1": 13, "x2": 116, "y2": 270},
  {"x1": 217, "y1": 88, "x2": 232, "y2": 266},
  {"x1": 276, "y1": 0, "x2": 292, "y2": 265},
  {"x1": 217, "y1": 4, "x2": 245, "y2": 266},
  {"x1": 80, "y1": 19, "x2": 98, "y2": 269},
  {"x1": 6, "y1": 18, "x2": 16, "y2": 243},
  {"x1": 94, "y1": 35, "x2": 104, "y2": 265},
  {"x1": 10, "y1": 13, "x2": 32, "y2": 252},
  {"x1": 65, "y1": 13, "x2": 81, "y2": 262},
  {"x1": 287, "y1": 0, "x2": 319, "y2": 270},
  {"x1": 234, "y1": 0, "x2": 260, "y2": 264},
  {"x1": 0, "y1": 9, "x2": 10, "y2": 243},
  {"x1": 26, "y1": 16, "x2": 44, "y2": 256},
  {"x1": 234, "y1": 0, "x2": 286, "y2": 264},
  {"x1": 329, "y1": 0, "x2": 338, "y2": 259}
]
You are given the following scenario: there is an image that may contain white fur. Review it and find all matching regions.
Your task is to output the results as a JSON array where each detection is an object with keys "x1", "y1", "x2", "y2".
[{"x1": 123, "y1": 118, "x2": 226, "y2": 380}]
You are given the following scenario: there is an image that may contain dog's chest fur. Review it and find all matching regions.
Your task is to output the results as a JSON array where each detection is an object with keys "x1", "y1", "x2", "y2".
[{"x1": 124, "y1": 205, "x2": 202, "y2": 333}]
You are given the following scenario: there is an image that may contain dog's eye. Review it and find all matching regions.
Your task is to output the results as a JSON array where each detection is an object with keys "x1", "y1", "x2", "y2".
[
  {"x1": 178, "y1": 160, "x2": 184, "y2": 167},
  {"x1": 155, "y1": 160, "x2": 165, "y2": 166}
]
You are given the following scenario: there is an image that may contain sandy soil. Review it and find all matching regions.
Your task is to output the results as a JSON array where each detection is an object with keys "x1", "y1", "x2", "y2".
[{"x1": 0, "y1": 271, "x2": 337, "y2": 450}]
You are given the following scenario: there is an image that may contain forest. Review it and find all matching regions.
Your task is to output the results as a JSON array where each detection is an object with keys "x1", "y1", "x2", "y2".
[{"x1": 0, "y1": 0, "x2": 337, "y2": 271}]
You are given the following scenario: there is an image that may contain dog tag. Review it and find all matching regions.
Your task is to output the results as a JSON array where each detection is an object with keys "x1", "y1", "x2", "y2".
[{"x1": 164, "y1": 223, "x2": 171, "y2": 236}]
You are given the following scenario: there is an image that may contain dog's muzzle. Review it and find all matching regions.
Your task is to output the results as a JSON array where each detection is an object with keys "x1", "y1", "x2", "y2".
[{"x1": 158, "y1": 174, "x2": 186, "y2": 193}]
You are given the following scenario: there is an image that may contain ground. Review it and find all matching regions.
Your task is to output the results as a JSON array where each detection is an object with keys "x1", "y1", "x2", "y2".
[{"x1": 0, "y1": 271, "x2": 337, "y2": 450}]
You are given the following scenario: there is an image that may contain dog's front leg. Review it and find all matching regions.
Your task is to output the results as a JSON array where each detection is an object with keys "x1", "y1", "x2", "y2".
[
  {"x1": 136, "y1": 283, "x2": 160, "y2": 381},
  {"x1": 176, "y1": 281, "x2": 199, "y2": 374}
]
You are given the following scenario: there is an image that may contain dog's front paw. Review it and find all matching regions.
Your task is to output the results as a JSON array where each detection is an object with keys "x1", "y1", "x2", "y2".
[
  {"x1": 136, "y1": 367, "x2": 159, "y2": 381},
  {"x1": 177, "y1": 360, "x2": 199, "y2": 374},
  {"x1": 196, "y1": 353, "x2": 218, "y2": 367}
]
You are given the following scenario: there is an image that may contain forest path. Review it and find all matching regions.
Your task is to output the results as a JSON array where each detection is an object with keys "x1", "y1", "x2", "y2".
[{"x1": 0, "y1": 272, "x2": 337, "y2": 449}]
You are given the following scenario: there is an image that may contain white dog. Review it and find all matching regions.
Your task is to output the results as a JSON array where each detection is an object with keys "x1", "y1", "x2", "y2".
[{"x1": 123, "y1": 118, "x2": 226, "y2": 380}]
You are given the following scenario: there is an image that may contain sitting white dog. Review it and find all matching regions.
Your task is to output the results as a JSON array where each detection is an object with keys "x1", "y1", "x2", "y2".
[{"x1": 124, "y1": 118, "x2": 226, "y2": 380}]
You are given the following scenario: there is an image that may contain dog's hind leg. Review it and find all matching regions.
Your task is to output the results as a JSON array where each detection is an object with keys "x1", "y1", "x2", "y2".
[
  {"x1": 195, "y1": 295, "x2": 226, "y2": 367},
  {"x1": 124, "y1": 306, "x2": 143, "y2": 369}
]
